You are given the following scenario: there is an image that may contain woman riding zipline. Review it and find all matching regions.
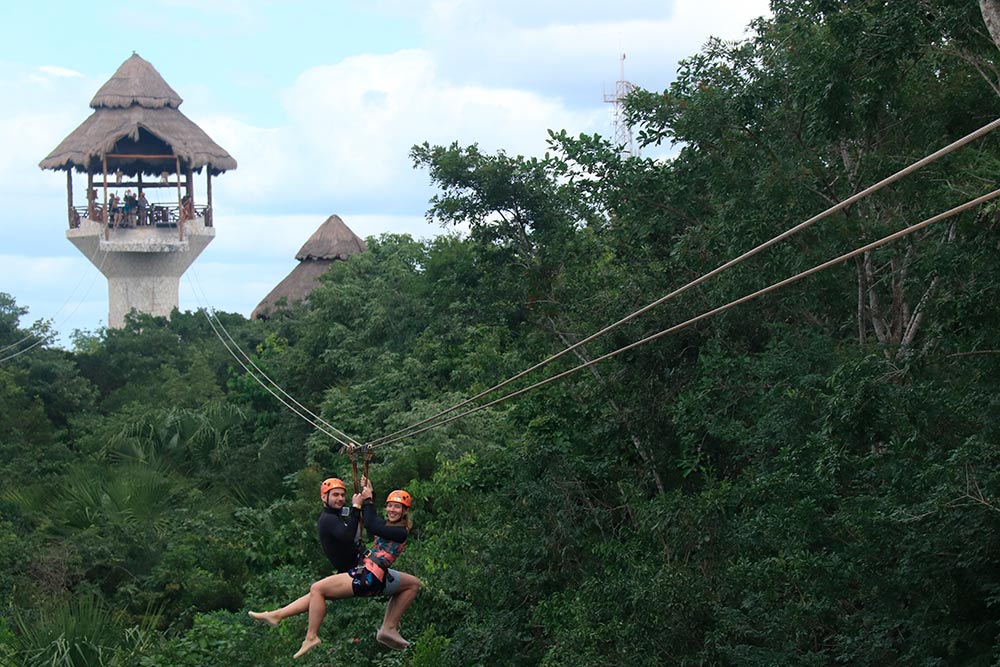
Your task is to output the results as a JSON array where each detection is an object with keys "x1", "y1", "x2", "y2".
[{"x1": 250, "y1": 476, "x2": 415, "y2": 658}]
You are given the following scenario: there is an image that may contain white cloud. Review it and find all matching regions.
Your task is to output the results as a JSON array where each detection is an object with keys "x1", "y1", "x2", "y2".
[
  {"x1": 0, "y1": 0, "x2": 775, "y2": 337},
  {"x1": 149, "y1": 0, "x2": 771, "y2": 223},
  {"x1": 416, "y1": 0, "x2": 771, "y2": 105},
  {"x1": 424, "y1": 0, "x2": 675, "y2": 29},
  {"x1": 206, "y1": 49, "x2": 602, "y2": 218},
  {"x1": 195, "y1": 118, "x2": 293, "y2": 209},
  {"x1": 37, "y1": 65, "x2": 84, "y2": 78}
]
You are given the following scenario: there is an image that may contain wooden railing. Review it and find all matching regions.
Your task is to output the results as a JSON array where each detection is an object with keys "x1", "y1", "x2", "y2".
[{"x1": 72, "y1": 204, "x2": 212, "y2": 229}]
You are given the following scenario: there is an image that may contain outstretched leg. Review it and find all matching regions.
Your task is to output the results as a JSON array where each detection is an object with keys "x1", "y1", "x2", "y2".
[
  {"x1": 294, "y1": 573, "x2": 355, "y2": 659},
  {"x1": 377, "y1": 572, "x2": 421, "y2": 650},
  {"x1": 248, "y1": 593, "x2": 310, "y2": 627}
]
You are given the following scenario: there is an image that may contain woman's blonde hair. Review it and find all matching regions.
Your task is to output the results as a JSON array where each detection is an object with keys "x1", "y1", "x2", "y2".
[{"x1": 388, "y1": 508, "x2": 412, "y2": 531}]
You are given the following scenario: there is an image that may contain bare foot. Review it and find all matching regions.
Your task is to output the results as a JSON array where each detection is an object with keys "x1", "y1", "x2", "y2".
[
  {"x1": 294, "y1": 636, "x2": 322, "y2": 659},
  {"x1": 376, "y1": 628, "x2": 409, "y2": 650},
  {"x1": 248, "y1": 611, "x2": 279, "y2": 627}
]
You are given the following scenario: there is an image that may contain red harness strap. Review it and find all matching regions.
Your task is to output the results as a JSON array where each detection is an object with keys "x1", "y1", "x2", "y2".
[{"x1": 363, "y1": 557, "x2": 386, "y2": 581}]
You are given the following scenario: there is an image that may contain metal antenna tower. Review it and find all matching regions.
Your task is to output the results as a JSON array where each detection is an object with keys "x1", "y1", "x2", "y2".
[{"x1": 603, "y1": 53, "x2": 637, "y2": 156}]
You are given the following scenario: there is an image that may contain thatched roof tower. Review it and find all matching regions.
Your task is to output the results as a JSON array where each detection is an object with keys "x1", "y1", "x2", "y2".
[
  {"x1": 252, "y1": 215, "x2": 367, "y2": 320},
  {"x1": 38, "y1": 53, "x2": 236, "y2": 329},
  {"x1": 40, "y1": 53, "x2": 236, "y2": 176}
]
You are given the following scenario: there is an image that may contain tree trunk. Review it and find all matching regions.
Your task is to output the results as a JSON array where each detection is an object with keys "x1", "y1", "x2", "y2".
[
  {"x1": 545, "y1": 315, "x2": 666, "y2": 496},
  {"x1": 982, "y1": 0, "x2": 1000, "y2": 50}
]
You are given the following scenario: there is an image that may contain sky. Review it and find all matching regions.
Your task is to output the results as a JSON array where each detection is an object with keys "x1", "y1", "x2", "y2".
[{"x1": 0, "y1": 0, "x2": 771, "y2": 345}]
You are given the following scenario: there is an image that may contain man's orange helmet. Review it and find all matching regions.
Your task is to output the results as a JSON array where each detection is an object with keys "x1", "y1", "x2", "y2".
[
  {"x1": 320, "y1": 478, "x2": 347, "y2": 495},
  {"x1": 385, "y1": 490, "x2": 412, "y2": 508}
]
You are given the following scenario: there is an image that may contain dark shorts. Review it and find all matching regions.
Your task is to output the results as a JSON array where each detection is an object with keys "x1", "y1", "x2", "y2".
[{"x1": 349, "y1": 566, "x2": 386, "y2": 597}]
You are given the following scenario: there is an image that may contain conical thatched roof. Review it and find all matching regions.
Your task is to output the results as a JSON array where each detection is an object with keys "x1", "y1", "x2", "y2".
[
  {"x1": 89, "y1": 53, "x2": 183, "y2": 109},
  {"x1": 39, "y1": 53, "x2": 236, "y2": 176},
  {"x1": 252, "y1": 215, "x2": 367, "y2": 320},
  {"x1": 296, "y1": 214, "x2": 368, "y2": 261}
]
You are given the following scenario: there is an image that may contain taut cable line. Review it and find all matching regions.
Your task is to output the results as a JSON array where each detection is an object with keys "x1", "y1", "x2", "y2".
[
  {"x1": 369, "y1": 187, "x2": 1000, "y2": 450},
  {"x1": 0, "y1": 328, "x2": 55, "y2": 363},
  {"x1": 366, "y1": 116, "x2": 1000, "y2": 448},
  {"x1": 198, "y1": 306, "x2": 354, "y2": 447},
  {"x1": 211, "y1": 307, "x2": 358, "y2": 444},
  {"x1": 0, "y1": 247, "x2": 113, "y2": 363},
  {"x1": 185, "y1": 272, "x2": 359, "y2": 448}
]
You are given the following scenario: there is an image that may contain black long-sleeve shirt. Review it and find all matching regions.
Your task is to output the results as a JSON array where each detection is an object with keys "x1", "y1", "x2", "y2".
[{"x1": 318, "y1": 505, "x2": 362, "y2": 573}]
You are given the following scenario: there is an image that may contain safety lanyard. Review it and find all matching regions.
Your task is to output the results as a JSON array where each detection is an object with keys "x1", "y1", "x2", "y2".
[
  {"x1": 346, "y1": 444, "x2": 374, "y2": 544},
  {"x1": 347, "y1": 444, "x2": 374, "y2": 493}
]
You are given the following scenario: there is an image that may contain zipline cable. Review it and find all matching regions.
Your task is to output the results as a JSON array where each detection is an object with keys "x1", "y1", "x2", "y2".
[
  {"x1": 0, "y1": 326, "x2": 55, "y2": 363},
  {"x1": 209, "y1": 303, "x2": 358, "y2": 445},
  {"x1": 0, "y1": 247, "x2": 112, "y2": 363},
  {"x1": 369, "y1": 186, "x2": 1000, "y2": 449},
  {"x1": 198, "y1": 303, "x2": 354, "y2": 448},
  {"x1": 367, "y1": 116, "x2": 1000, "y2": 447},
  {"x1": 185, "y1": 270, "x2": 358, "y2": 447},
  {"x1": 185, "y1": 272, "x2": 359, "y2": 448}
]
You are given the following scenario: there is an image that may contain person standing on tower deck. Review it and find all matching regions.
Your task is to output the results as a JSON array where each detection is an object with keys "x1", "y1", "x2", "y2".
[
  {"x1": 123, "y1": 190, "x2": 136, "y2": 227},
  {"x1": 87, "y1": 187, "x2": 98, "y2": 220},
  {"x1": 137, "y1": 191, "x2": 149, "y2": 226},
  {"x1": 180, "y1": 194, "x2": 194, "y2": 221},
  {"x1": 109, "y1": 193, "x2": 121, "y2": 227}
]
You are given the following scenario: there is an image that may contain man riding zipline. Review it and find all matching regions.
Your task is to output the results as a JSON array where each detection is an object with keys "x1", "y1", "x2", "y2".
[{"x1": 249, "y1": 476, "x2": 421, "y2": 652}]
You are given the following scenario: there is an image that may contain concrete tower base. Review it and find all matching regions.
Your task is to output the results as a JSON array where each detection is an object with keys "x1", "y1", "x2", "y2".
[{"x1": 67, "y1": 217, "x2": 215, "y2": 328}]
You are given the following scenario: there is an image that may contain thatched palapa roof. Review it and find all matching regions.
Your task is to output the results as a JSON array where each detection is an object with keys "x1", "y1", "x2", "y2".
[
  {"x1": 252, "y1": 215, "x2": 367, "y2": 320},
  {"x1": 39, "y1": 53, "x2": 236, "y2": 176},
  {"x1": 295, "y1": 213, "x2": 368, "y2": 261}
]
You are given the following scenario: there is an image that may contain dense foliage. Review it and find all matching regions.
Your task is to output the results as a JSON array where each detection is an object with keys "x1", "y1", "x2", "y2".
[{"x1": 3, "y1": 2, "x2": 1000, "y2": 664}]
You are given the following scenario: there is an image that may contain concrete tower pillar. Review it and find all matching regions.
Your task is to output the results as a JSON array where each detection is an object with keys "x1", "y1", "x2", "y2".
[{"x1": 67, "y1": 216, "x2": 214, "y2": 327}]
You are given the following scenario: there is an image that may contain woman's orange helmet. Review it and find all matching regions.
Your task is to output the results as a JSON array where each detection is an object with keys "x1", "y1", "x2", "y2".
[
  {"x1": 385, "y1": 490, "x2": 412, "y2": 508},
  {"x1": 320, "y1": 478, "x2": 347, "y2": 495}
]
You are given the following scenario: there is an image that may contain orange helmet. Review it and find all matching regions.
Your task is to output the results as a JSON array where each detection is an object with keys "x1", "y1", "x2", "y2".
[
  {"x1": 385, "y1": 489, "x2": 412, "y2": 508},
  {"x1": 320, "y1": 478, "x2": 347, "y2": 495}
]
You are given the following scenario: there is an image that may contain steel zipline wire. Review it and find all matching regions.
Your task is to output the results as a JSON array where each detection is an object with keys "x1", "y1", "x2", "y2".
[
  {"x1": 0, "y1": 327, "x2": 55, "y2": 363},
  {"x1": 367, "y1": 186, "x2": 1000, "y2": 450},
  {"x1": 0, "y1": 247, "x2": 113, "y2": 363},
  {"x1": 181, "y1": 119, "x2": 1000, "y2": 454},
  {"x1": 185, "y1": 271, "x2": 360, "y2": 449},
  {"x1": 364, "y1": 116, "x2": 1000, "y2": 448}
]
